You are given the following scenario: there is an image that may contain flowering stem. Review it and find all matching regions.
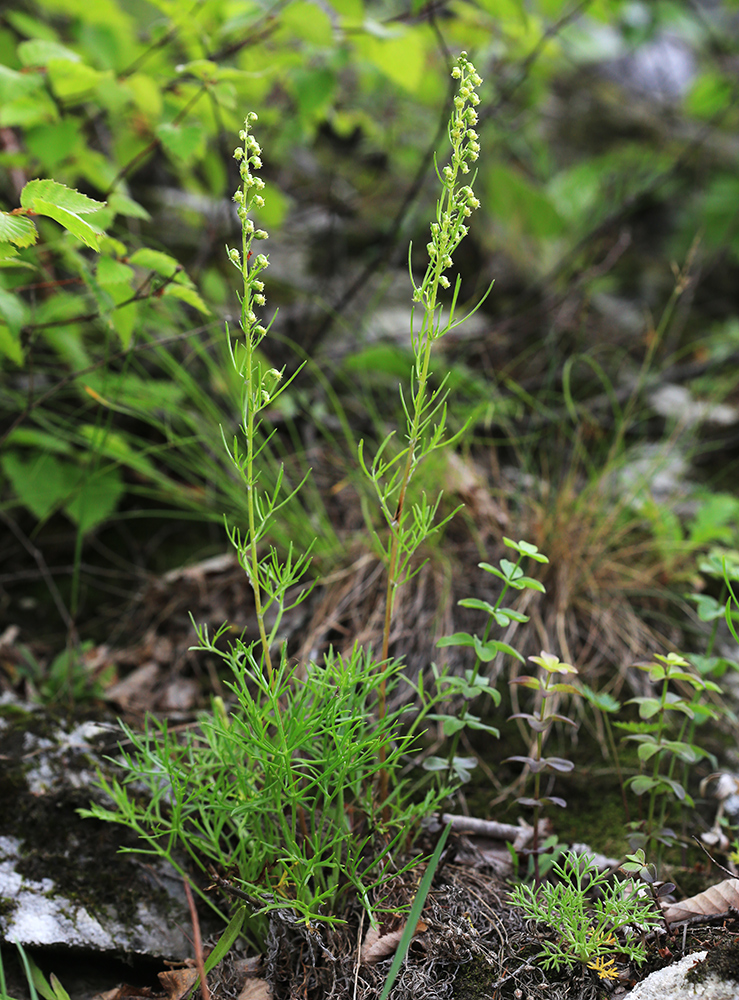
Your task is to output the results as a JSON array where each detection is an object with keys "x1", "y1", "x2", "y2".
[{"x1": 375, "y1": 52, "x2": 483, "y2": 803}]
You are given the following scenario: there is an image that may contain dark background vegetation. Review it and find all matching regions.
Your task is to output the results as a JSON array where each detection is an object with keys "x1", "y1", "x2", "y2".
[{"x1": 1, "y1": 0, "x2": 739, "y2": 709}]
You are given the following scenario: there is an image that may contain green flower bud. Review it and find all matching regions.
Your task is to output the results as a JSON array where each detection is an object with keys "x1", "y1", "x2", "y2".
[
  {"x1": 255, "y1": 254, "x2": 268, "y2": 267},
  {"x1": 255, "y1": 230, "x2": 269, "y2": 240}
]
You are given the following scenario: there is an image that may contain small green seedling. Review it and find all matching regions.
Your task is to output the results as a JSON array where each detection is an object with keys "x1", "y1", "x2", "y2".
[
  {"x1": 508, "y1": 851, "x2": 662, "y2": 980},
  {"x1": 506, "y1": 651, "x2": 578, "y2": 881}
]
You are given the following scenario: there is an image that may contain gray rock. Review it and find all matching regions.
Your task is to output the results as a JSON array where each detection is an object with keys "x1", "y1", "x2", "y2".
[
  {"x1": 629, "y1": 950, "x2": 739, "y2": 1000},
  {"x1": 0, "y1": 696, "x2": 193, "y2": 958}
]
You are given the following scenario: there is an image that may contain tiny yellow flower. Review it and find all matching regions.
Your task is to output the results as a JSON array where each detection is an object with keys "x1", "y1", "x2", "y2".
[{"x1": 587, "y1": 956, "x2": 619, "y2": 981}]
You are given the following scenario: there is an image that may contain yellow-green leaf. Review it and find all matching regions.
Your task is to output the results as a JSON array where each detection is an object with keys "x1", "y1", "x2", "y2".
[
  {"x1": 17, "y1": 38, "x2": 81, "y2": 66},
  {"x1": 47, "y1": 59, "x2": 105, "y2": 101},
  {"x1": 27, "y1": 199, "x2": 103, "y2": 250},
  {"x1": 358, "y1": 28, "x2": 425, "y2": 93},
  {"x1": 0, "y1": 213, "x2": 38, "y2": 248},
  {"x1": 0, "y1": 324, "x2": 23, "y2": 364},
  {"x1": 129, "y1": 247, "x2": 180, "y2": 277},
  {"x1": 162, "y1": 283, "x2": 210, "y2": 314},
  {"x1": 21, "y1": 180, "x2": 105, "y2": 215}
]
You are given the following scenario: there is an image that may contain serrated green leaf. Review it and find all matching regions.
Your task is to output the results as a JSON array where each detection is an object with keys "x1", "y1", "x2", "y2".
[
  {"x1": 0, "y1": 212, "x2": 38, "y2": 248},
  {"x1": 21, "y1": 179, "x2": 105, "y2": 215},
  {"x1": 28, "y1": 199, "x2": 103, "y2": 249}
]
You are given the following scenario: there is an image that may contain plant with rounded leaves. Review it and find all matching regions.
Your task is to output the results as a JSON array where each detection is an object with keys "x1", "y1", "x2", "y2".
[
  {"x1": 620, "y1": 652, "x2": 720, "y2": 859},
  {"x1": 507, "y1": 651, "x2": 579, "y2": 881},
  {"x1": 431, "y1": 537, "x2": 548, "y2": 786}
]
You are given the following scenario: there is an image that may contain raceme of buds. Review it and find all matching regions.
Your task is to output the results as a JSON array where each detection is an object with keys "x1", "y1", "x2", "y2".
[
  {"x1": 231, "y1": 114, "x2": 271, "y2": 340},
  {"x1": 419, "y1": 51, "x2": 482, "y2": 295}
]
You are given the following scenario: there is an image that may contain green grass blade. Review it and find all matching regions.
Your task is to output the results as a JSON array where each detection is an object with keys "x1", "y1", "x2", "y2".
[
  {"x1": 378, "y1": 821, "x2": 452, "y2": 1000},
  {"x1": 13, "y1": 943, "x2": 40, "y2": 1000}
]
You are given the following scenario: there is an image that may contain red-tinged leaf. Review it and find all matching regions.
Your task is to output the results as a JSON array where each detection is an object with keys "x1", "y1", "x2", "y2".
[
  {"x1": 540, "y1": 757, "x2": 575, "y2": 772},
  {"x1": 508, "y1": 712, "x2": 549, "y2": 732},
  {"x1": 543, "y1": 712, "x2": 577, "y2": 726},
  {"x1": 504, "y1": 755, "x2": 541, "y2": 769},
  {"x1": 544, "y1": 683, "x2": 580, "y2": 695},
  {"x1": 509, "y1": 675, "x2": 541, "y2": 690}
]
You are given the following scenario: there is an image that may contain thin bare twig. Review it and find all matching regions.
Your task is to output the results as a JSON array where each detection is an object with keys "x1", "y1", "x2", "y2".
[{"x1": 184, "y1": 877, "x2": 211, "y2": 1000}]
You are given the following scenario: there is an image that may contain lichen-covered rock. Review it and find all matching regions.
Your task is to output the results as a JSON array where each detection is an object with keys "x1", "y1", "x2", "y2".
[{"x1": 0, "y1": 694, "x2": 193, "y2": 958}]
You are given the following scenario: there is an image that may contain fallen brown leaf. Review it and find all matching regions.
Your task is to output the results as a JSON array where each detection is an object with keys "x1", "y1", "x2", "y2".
[
  {"x1": 662, "y1": 878, "x2": 739, "y2": 924},
  {"x1": 158, "y1": 967, "x2": 199, "y2": 1000},
  {"x1": 360, "y1": 920, "x2": 429, "y2": 964},
  {"x1": 91, "y1": 987, "x2": 156, "y2": 999},
  {"x1": 238, "y1": 978, "x2": 272, "y2": 999}
]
